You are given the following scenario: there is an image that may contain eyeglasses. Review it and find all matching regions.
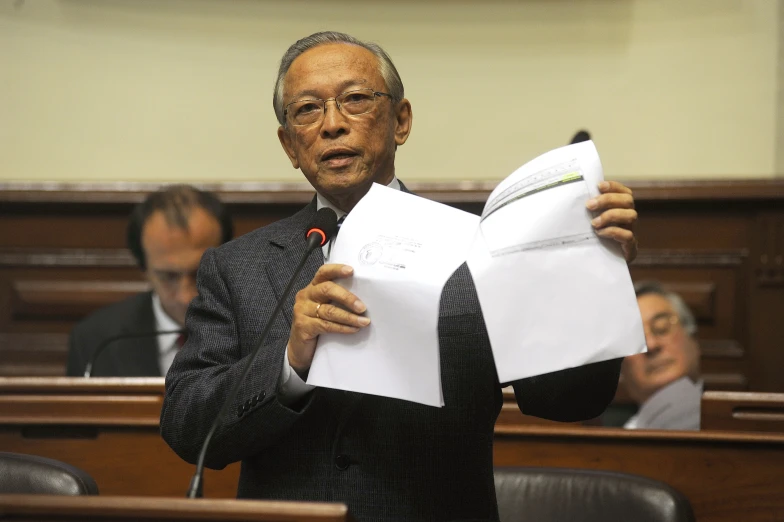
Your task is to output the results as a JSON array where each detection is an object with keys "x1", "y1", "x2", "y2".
[
  {"x1": 152, "y1": 269, "x2": 198, "y2": 289},
  {"x1": 645, "y1": 313, "x2": 680, "y2": 339},
  {"x1": 284, "y1": 88, "x2": 393, "y2": 126}
]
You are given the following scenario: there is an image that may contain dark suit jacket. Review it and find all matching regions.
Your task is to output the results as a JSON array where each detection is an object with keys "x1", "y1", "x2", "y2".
[
  {"x1": 66, "y1": 291, "x2": 162, "y2": 377},
  {"x1": 160, "y1": 198, "x2": 621, "y2": 522}
]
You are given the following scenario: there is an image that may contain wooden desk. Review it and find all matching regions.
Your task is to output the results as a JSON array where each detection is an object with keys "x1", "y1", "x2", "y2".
[
  {"x1": 0, "y1": 377, "x2": 240, "y2": 498},
  {"x1": 494, "y1": 424, "x2": 784, "y2": 522},
  {"x1": 702, "y1": 391, "x2": 784, "y2": 433},
  {"x1": 3, "y1": 378, "x2": 784, "y2": 521},
  {"x1": 0, "y1": 495, "x2": 354, "y2": 521}
]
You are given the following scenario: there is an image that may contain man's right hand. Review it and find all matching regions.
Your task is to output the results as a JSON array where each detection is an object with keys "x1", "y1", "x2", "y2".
[{"x1": 287, "y1": 264, "x2": 370, "y2": 377}]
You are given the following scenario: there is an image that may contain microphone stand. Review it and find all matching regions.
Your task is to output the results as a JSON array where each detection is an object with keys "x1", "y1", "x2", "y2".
[{"x1": 186, "y1": 230, "x2": 327, "y2": 498}]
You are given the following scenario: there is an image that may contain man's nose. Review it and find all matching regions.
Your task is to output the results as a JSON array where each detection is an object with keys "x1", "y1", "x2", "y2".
[
  {"x1": 644, "y1": 337, "x2": 663, "y2": 357},
  {"x1": 320, "y1": 100, "x2": 349, "y2": 138}
]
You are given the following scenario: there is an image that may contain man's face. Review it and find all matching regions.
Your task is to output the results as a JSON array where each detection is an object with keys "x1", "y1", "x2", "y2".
[
  {"x1": 277, "y1": 43, "x2": 412, "y2": 211},
  {"x1": 141, "y1": 208, "x2": 222, "y2": 326},
  {"x1": 622, "y1": 293, "x2": 701, "y2": 404}
]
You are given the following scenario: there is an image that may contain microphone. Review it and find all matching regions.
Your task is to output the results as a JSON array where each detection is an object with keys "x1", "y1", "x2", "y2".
[
  {"x1": 570, "y1": 129, "x2": 591, "y2": 144},
  {"x1": 186, "y1": 207, "x2": 338, "y2": 498},
  {"x1": 83, "y1": 329, "x2": 185, "y2": 377}
]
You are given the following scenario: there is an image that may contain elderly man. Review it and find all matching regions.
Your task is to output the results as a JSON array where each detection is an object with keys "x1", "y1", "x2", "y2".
[
  {"x1": 621, "y1": 281, "x2": 702, "y2": 430},
  {"x1": 161, "y1": 32, "x2": 639, "y2": 521},
  {"x1": 66, "y1": 184, "x2": 233, "y2": 377}
]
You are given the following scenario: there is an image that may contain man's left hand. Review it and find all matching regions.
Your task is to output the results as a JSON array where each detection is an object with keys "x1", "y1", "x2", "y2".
[{"x1": 585, "y1": 181, "x2": 638, "y2": 263}]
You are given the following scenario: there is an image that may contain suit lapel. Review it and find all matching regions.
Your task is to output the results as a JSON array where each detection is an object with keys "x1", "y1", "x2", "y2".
[
  {"x1": 127, "y1": 293, "x2": 163, "y2": 375},
  {"x1": 262, "y1": 181, "x2": 409, "y2": 326},
  {"x1": 107, "y1": 292, "x2": 163, "y2": 376},
  {"x1": 264, "y1": 200, "x2": 324, "y2": 326}
]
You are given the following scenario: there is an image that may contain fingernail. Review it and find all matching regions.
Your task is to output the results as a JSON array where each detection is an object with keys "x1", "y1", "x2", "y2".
[
  {"x1": 591, "y1": 217, "x2": 601, "y2": 226},
  {"x1": 354, "y1": 300, "x2": 366, "y2": 313},
  {"x1": 586, "y1": 199, "x2": 598, "y2": 210},
  {"x1": 358, "y1": 316, "x2": 371, "y2": 326},
  {"x1": 599, "y1": 181, "x2": 609, "y2": 191},
  {"x1": 341, "y1": 266, "x2": 353, "y2": 275}
]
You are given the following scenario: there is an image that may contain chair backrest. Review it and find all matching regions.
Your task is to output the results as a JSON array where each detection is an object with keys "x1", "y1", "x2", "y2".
[
  {"x1": 494, "y1": 467, "x2": 694, "y2": 522},
  {"x1": 0, "y1": 452, "x2": 99, "y2": 495}
]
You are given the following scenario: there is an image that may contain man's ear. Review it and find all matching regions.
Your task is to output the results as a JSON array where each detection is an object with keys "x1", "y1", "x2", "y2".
[
  {"x1": 394, "y1": 98, "x2": 412, "y2": 147},
  {"x1": 277, "y1": 126, "x2": 300, "y2": 169}
]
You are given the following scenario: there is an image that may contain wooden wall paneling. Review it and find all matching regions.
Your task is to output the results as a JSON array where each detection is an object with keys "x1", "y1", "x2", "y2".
[
  {"x1": 748, "y1": 211, "x2": 784, "y2": 393},
  {"x1": 10, "y1": 279, "x2": 150, "y2": 321},
  {"x1": 1, "y1": 181, "x2": 783, "y2": 392},
  {"x1": 0, "y1": 203, "x2": 133, "y2": 249},
  {"x1": 0, "y1": 262, "x2": 147, "y2": 376}
]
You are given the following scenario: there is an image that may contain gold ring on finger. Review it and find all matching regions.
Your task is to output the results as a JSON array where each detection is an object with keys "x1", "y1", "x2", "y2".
[{"x1": 315, "y1": 303, "x2": 322, "y2": 319}]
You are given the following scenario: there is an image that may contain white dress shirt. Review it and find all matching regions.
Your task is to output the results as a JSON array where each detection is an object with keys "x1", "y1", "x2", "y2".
[
  {"x1": 278, "y1": 177, "x2": 401, "y2": 404},
  {"x1": 152, "y1": 293, "x2": 183, "y2": 376},
  {"x1": 624, "y1": 377, "x2": 703, "y2": 430}
]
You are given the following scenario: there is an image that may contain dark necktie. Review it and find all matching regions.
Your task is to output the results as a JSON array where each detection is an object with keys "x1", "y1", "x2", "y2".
[{"x1": 326, "y1": 216, "x2": 346, "y2": 262}]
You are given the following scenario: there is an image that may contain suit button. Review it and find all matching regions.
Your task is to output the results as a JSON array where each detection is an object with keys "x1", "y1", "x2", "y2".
[
  {"x1": 236, "y1": 405, "x2": 244, "y2": 418},
  {"x1": 251, "y1": 395, "x2": 259, "y2": 406},
  {"x1": 258, "y1": 391, "x2": 266, "y2": 401},
  {"x1": 334, "y1": 454, "x2": 349, "y2": 471}
]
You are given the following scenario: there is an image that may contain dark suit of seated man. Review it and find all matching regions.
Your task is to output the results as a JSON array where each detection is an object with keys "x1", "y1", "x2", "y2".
[
  {"x1": 66, "y1": 185, "x2": 233, "y2": 377},
  {"x1": 160, "y1": 32, "x2": 640, "y2": 522}
]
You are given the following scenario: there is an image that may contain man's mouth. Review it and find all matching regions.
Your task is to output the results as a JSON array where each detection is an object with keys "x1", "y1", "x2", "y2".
[
  {"x1": 646, "y1": 358, "x2": 675, "y2": 375},
  {"x1": 321, "y1": 148, "x2": 358, "y2": 167}
]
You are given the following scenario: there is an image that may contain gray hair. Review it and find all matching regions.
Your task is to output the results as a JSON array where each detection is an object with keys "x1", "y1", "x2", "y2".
[
  {"x1": 634, "y1": 280, "x2": 698, "y2": 336},
  {"x1": 272, "y1": 31, "x2": 405, "y2": 126}
]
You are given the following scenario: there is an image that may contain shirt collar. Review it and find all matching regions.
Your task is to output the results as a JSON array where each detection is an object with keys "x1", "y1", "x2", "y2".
[{"x1": 315, "y1": 177, "x2": 401, "y2": 215}]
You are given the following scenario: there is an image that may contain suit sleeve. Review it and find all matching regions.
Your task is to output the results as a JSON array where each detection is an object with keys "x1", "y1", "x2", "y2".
[
  {"x1": 511, "y1": 357, "x2": 622, "y2": 422},
  {"x1": 160, "y1": 247, "x2": 316, "y2": 470}
]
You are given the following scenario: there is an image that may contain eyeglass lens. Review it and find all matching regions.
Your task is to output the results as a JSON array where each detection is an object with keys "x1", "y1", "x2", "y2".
[{"x1": 288, "y1": 89, "x2": 379, "y2": 126}]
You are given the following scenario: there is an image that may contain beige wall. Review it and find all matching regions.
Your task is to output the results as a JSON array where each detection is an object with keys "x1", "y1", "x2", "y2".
[{"x1": 0, "y1": 0, "x2": 779, "y2": 183}]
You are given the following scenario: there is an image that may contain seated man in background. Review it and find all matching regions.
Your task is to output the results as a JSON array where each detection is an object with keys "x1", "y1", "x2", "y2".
[
  {"x1": 66, "y1": 185, "x2": 233, "y2": 377},
  {"x1": 621, "y1": 280, "x2": 703, "y2": 430}
]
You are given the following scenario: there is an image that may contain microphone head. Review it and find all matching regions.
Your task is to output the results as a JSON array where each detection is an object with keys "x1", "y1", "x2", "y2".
[
  {"x1": 306, "y1": 207, "x2": 339, "y2": 246},
  {"x1": 570, "y1": 130, "x2": 591, "y2": 144}
]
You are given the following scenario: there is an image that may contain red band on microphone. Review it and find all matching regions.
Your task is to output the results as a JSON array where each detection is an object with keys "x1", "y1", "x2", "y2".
[{"x1": 307, "y1": 228, "x2": 328, "y2": 246}]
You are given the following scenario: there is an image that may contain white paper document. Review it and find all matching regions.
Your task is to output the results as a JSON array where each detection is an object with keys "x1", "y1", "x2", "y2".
[
  {"x1": 307, "y1": 140, "x2": 646, "y2": 405},
  {"x1": 465, "y1": 141, "x2": 646, "y2": 383},
  {"x1": 307, "y1": 184, "x2": 480, "y2": 407}
]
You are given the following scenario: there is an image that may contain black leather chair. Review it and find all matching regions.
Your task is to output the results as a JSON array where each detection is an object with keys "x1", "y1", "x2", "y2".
[
  {"x1": 0, "y1": 452, "x2": 99, "y2": 495},
  {"x1": 494, "y1": 467, "x2": 695, "y2": 522}
]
